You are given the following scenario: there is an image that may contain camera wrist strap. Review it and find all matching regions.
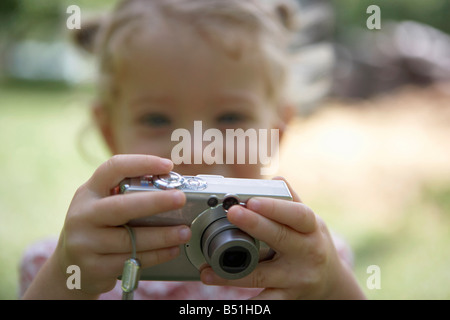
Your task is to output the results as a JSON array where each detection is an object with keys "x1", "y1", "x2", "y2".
[{"x1": 121, "y1": 225, "x2": 141, "y2": 300}]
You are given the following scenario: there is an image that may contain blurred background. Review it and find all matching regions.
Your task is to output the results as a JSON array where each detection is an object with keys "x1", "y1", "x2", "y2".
[{"x1": 1, "y1": 0, "x2": 449, "y2": 299}]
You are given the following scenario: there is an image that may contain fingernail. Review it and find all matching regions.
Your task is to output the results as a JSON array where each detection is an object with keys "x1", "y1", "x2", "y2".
[
  {"x1": 170, "y1": 246, "x2": 180, "y2": 257},
  {"x1": 178, "y1": 226, "x2": 191, "y2": 242},
  {"x1": 202, "y1": 270, "x2": 214, "y2": 284},
  {"x1": 160, "y1": 158, "x2": 173, "y2": 168},
  {"x1": 172, "y1": 190, "x2": 185, "y2": 206},
  {"x1": 227, "y1": 206, "x2": 246, "y2": 225}
]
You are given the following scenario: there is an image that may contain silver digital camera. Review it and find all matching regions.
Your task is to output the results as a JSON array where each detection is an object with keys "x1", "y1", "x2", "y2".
[{"x1": 119, "y1": 172, "x2": 292, "y2": 281}]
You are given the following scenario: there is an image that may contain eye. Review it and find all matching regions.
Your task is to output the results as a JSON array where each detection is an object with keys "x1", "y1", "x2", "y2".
[
  {"x1": 216, "y1": 112, "x2": 247, "y2": 125},
  {"x1": 139, "y1": 113, "x2": 171, "y2": 128}
]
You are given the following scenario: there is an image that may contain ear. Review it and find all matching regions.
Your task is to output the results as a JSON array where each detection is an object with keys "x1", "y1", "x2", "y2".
[
  {"x1": 276, "y1": 102, "x2": 296, "y2": 142},
  {"x1": 92, "y1": 102, "x2": 117, "y2": 154}
]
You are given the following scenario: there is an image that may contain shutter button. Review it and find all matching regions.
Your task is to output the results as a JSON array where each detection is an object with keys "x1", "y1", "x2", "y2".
[{"x1": 152, "y1": 172, "x2": 185, "y2": 189}]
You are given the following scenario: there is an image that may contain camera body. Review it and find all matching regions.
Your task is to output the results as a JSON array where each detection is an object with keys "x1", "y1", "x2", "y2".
[{"x1": 119, "y1": 172, "x2": 292, "y2": 281}]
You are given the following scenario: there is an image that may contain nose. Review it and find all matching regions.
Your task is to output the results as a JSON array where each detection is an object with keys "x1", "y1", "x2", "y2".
[{"x1": 170, "y1": 120, "x2": 227, "y2": 171}]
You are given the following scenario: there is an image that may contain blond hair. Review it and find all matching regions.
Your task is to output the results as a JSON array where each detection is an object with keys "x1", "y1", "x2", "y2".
[{"x1": 74, "y1": 0, "x2": 300, "y2": 109}]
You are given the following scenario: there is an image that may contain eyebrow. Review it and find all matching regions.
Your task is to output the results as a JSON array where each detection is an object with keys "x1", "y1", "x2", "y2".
[
  {"x1": 129, "y1": 91, "x2": 261, "y2": 110},
  {"x1": 129, "y1": 95, "x2": 176, "y2": 109}
]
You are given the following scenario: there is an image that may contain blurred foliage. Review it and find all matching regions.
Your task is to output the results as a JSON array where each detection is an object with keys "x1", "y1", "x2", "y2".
[
  {"x1": 2, "y1": 0, "x2": 450, "y2": 41},
  {"x1": 332, "y1": 0, "x2": 450, "y2": 36},
  {"x1": 0, "y1": 0, "x2": 116, "y2": 41},
  {"x1": 0, "y1": 0, "x2": 63, "y2": 41}
]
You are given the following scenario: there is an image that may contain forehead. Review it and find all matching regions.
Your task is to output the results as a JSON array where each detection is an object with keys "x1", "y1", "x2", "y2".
[{"x1": 115, "y1": 22, "x2": 270, "y2": 101}]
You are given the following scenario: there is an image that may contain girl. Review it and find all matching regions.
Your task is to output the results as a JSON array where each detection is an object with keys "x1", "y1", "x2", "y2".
[{"x1": 21, "y1": 0, "x2": 365, "y2": 299}]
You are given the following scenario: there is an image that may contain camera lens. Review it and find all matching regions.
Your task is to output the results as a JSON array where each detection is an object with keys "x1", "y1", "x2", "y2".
[
  {"x1": 220, "y1": 247, "x2": 250, "y2": 273},
  {"x1": 201, "y1": 218, "x2": 259, "y2": 279}
]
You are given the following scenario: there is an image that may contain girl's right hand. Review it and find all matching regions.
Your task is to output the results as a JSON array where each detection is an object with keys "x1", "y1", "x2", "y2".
[{"x1": 54, "y1": 155, "x2": 190, "y2": 297}]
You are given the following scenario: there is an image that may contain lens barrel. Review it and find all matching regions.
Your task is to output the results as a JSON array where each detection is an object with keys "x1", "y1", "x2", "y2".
[{"x1": 201, "y1": 218, "x2": 259, "y2": 279}]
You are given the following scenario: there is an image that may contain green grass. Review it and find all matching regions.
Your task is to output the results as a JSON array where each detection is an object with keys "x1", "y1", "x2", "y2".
[
  {"x1": 0, "y1": 81, "x2": 108, "y2": 299},
  {"x1": 353, "y1": 184, "x2": 450, "y2": 299}
]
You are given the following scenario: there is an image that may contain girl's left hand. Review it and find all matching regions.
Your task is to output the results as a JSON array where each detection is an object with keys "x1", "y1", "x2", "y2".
[{"x1": 200, "y1": 177, "x2": 365, "y2": 300}]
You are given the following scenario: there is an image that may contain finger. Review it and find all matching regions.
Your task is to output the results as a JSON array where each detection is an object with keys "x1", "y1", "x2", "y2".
[
  {"x1": 99, "y1": 246, "x2": 181, "y2": 278},
  {"x1": 226, "y1": 205, "x2": 303, "y2": 254},
  {"x1": 272, "y1": 176, "x2": 302, "y2": 203},
  {"x1": 94, "y1": 225, "x2": 191, "y2": 254},
  {"x1": 246, "y1": 197, "x2": 316, "y2": 234},
  {"x1": 201, "y1": 262, "x2": 288, "y2": 289},
  {"x1": 134, "y1": 246, "x2": 181, "y2": 269},
  {"x1": 90, "y1": 189, "x2": 186, "y2": 226},
  {"x1": 86, "y1": 154, "x2": 173, "y2": 197},
  {"x1": 250, "y1": 288, "x2": 292, "y2": 300}
]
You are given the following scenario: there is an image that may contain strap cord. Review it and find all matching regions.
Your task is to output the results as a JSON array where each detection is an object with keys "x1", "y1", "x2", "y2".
[{"x1": 121, "y1": 225, "x2": 141, "y2": 300}]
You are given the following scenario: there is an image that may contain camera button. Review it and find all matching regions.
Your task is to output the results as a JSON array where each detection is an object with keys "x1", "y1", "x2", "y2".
[
  {"x1": 185, "y1": 177, "x2": 207, "y2": 190},
  {"x1": 140, "y1": 175, "x2": 153, "y2": 186},
  {"x1": 222, "y1": 195, "x2": 240, "y2": 211},
  {"x1": 207, "y1": 196, "x2": 219, "y2": 207},
  {"x1": 153, "y1": 172, "x2": 185, "y2": 189}
]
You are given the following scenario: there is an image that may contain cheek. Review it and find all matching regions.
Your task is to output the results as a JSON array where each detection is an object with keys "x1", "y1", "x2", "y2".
[
  {"x1": 115, "y1": 137, "x2": 174, "y2": 158},
  {"x1": 108, "y1": 119, "x2": 173, "y2": 157}
]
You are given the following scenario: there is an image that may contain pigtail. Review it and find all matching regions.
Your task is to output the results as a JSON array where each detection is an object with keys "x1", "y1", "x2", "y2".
[
  {"x1": 71, "y1": 18, "x2": 104, "y2": 54},
  {"x1": 274, "y1": 2, "x2": 298, "y2": 32}
]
